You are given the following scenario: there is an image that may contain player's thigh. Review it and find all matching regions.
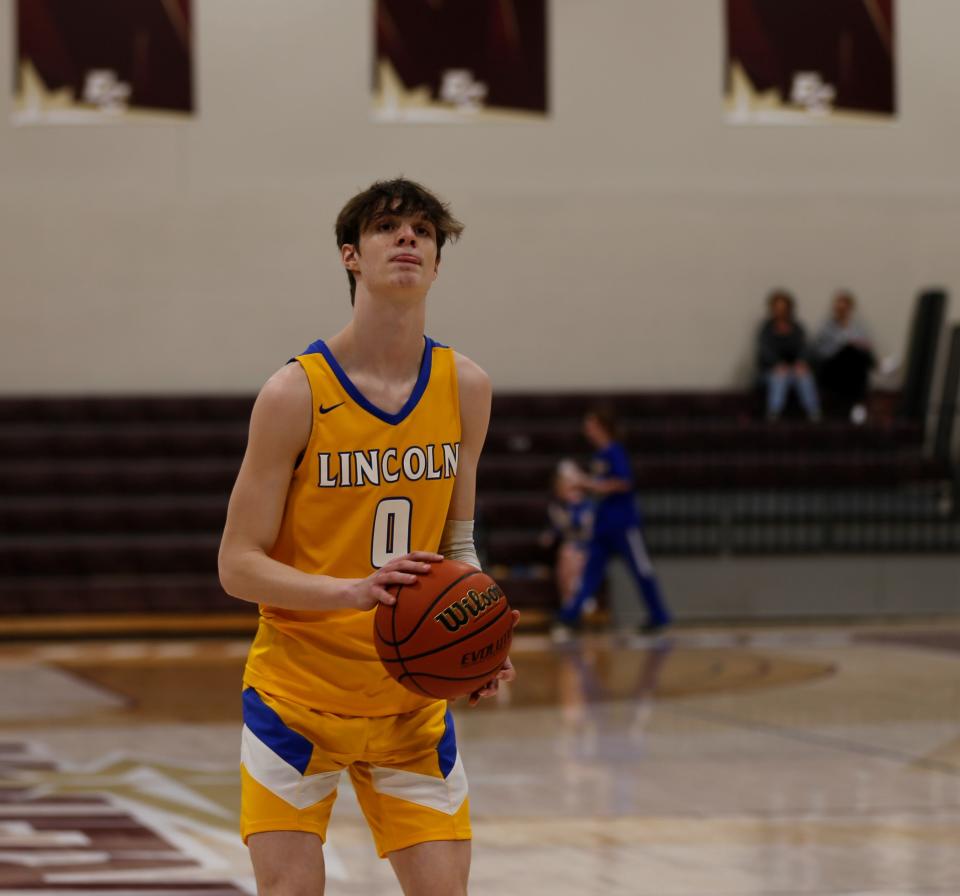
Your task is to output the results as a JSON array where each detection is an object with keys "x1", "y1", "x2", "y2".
[
  {"x1": 388, "y1": 838, "x2": 471, "y2": 896},
  {"x1": 239, "y1": 689, "x2": 346, "y2": 845},
  {"x1": 557, "y1": 543, "x2": 585, "y2": 595},
  {"x1": 247, "y1": 830, "x2": 326, "y2": 896},
  {"x1": 580, "y1": 535, "x2": 611, "y2": 585},
  {"x1": 349, "y1": 703, "x2": 472, "y2": 858}
]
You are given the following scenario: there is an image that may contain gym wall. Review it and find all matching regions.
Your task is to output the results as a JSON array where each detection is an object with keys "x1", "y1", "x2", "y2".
[{"x1": 1, "y1": 0, "x2": 958, "y2": 393}]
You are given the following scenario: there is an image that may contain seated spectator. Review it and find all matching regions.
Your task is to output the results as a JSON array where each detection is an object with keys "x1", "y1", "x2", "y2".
[
  {"x1": 757, "y1": 289, "x2": 822, "y2": 421},
  {"x1": 541, "y1": 459, "x2": 594, "y2": 611},
  {"x1": 812, "y1": 290, "x2": 876, "y2": 423}
]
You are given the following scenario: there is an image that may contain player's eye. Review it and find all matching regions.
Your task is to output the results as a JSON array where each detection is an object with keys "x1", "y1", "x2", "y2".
[
  {"x1": 377, "y1": 219, "x2": 396, "y2": 232},
  {"x1": 415, "y1": 226, "x2": 432, "y2": 237}
]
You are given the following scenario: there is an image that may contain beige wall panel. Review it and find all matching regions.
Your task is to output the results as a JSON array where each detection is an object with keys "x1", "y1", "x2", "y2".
[{"x1": 1, "y1": 0, "x2": 958, "y2": 393}]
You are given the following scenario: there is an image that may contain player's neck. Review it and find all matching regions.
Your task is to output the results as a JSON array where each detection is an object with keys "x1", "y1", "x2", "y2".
[{"x1": 332, "y1": 291, "x2": 427, "y2": 380}]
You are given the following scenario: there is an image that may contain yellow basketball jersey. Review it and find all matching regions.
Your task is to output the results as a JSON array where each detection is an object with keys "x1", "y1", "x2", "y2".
[{"x1": 243, "y1": 337, "x2": 461, "y2": 716}]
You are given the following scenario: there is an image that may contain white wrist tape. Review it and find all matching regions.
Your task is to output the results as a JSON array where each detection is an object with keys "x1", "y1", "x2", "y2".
[{"x1": 439, "y1": 518, "x2": 481, "y2": 570}]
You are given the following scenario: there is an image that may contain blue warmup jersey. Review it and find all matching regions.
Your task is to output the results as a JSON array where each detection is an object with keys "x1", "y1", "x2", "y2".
[
  {"x1": 547, "y1": 498, "x2": 594, "y2": 548},
  {"x1": 560, "y1": 441, "x2": 670, "y2": 628},
  {"x1": 591, "y1": 442, "x2": 640, "y2": 534}
]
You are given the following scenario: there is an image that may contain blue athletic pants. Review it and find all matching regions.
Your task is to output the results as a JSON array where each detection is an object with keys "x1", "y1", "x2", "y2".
[{"x1": 558, "y1": 526, "x2": 670, "y2": 627}]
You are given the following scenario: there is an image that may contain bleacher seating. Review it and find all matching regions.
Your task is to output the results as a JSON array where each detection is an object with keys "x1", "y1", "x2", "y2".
[{"x1": 0, "y1": 390, "x2": 954, "y2": 620}]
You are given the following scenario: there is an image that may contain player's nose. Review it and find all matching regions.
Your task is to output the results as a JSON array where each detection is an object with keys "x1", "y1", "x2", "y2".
[{"x1": 396, "y1": 222, "x2": 417, "y2": 245}]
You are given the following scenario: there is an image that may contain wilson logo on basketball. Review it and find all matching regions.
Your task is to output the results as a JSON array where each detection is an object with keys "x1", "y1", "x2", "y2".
[{"x1": 434, "y1": 583, "x2": 505, "y2": 633}]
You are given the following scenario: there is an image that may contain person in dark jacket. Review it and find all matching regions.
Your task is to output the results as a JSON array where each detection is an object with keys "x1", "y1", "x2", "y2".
[{"x1": 757, "y1": 289, "x2": 821, "y2": 421}]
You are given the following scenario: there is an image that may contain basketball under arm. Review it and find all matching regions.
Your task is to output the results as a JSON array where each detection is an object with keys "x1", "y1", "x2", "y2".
[{"x1": 439, "y1": 518, "x2": 481, "y2": 570}]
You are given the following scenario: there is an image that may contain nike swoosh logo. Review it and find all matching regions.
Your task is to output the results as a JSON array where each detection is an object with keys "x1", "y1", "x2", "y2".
[{"x1": 318, "y1": 402, "x2": 345, "y2": 415}]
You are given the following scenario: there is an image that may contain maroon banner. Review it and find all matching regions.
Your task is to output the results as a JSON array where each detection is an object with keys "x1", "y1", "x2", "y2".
[
  {"x1": 374, "y1": 0, "x2": 548, "y2": 123},
  {"x1": 725, "y1": 0, "x2": 895, "y2": 124},
  {"x1": 14, "y1": 0, "x2": 193, "y2": 124}
]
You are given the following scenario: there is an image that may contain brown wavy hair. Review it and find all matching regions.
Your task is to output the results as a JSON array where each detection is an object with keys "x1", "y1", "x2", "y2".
[
  {"x1": 335, "y1": 178, "x2": 464, "y2": 304},
  {"x1": 587, "y1": 403, "x2": 621, "y2": 440}
]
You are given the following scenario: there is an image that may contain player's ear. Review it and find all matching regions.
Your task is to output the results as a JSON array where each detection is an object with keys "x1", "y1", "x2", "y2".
[{"x1": 341, "y1": 243, "x2": 360, "y2": 271}]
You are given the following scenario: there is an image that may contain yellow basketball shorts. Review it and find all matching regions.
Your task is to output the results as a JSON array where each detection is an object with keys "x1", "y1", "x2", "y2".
[{"x1": 239, "y1": 687, "x2": 471, "y2": 857}]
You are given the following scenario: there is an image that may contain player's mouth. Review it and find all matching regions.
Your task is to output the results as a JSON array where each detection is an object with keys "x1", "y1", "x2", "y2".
[{"x1": 391, "y1": 254, "x2": 421, "y2": 265}]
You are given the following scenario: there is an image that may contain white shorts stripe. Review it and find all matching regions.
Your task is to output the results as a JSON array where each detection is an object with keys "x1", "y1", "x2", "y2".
[
  {"x1": 370, "y1": 753, "x2": 468, "y2": 815},
  {"x1": 240, "y1": 724, "x2": 340, "y2": 809}
]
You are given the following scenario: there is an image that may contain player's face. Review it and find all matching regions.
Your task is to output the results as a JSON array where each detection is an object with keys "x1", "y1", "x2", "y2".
[
  {"x1": 770, "y1": 296, "x2": 791, "y2": 320},
  {"x1": 833, "y1": 294, "x2": 853, "y2": 322},
  {"x1": 583, "y1": 415, "x2": 606, "y2": 447},
  {"x1": 347, "y1": 211, "x2": 440, "y2": 300}
]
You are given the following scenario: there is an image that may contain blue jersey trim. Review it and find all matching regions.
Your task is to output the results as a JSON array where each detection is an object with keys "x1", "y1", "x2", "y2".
[
  {"x1": 242, "y1": 688, "x2": 313, "y2": 775},
  {"x1": 300, "y1": 336, "x2": 435, "y2": 426},
  {"x1": 437, "y1": 708, "x2": 458, "y2": 779}
]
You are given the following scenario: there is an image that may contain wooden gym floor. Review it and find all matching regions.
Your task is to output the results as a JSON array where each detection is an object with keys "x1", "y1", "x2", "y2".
[{"x1": 1, "y1": 622, "x2": 958, "y2": 895}]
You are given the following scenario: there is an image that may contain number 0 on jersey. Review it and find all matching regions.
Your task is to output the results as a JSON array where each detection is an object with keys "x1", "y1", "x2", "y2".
[{"x1": 371, "y1": 497, "x2": 412, "y2": 567}]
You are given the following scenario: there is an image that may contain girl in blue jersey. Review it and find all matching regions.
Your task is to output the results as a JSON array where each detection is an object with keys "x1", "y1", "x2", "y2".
[
  {"x1": 554, "y1": 407, "x2": 671, "y2": 636},
  {"x1": 542, "y1": 459, "x2": 594, "y2": 610}
]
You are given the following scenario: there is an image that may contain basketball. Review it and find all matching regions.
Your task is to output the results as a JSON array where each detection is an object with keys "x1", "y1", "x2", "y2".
[{"x1": 374, "y1": 559, "x2": 514, "y2": 699}]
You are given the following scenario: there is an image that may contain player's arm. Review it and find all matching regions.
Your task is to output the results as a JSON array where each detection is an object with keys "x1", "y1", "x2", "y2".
[
  {"x1": 581, "y1": 445, "x2": 634, "y2": 495},
  {"x1": 439, "y1": 353, "x2": 493, "y2": 569},
  {"x1": 218, "y1": 363, "x2": 439, "y2": 611},
  {"x1": 583, "y1": 476, "x2": 632, "y2": 495},
  {"x1": 449, "y1": 353, "x2": 519, "y2": 703}
]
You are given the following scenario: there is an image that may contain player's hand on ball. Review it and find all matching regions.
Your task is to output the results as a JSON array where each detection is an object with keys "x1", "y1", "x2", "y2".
[
  {"x1": 347, "y1": 552, "x2": 443, "y2": 610},
  {"x1": 468, "y1": 609, "x2": 521, "y2": 706}
]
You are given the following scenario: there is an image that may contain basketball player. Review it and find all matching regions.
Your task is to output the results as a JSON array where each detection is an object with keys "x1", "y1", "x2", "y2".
[
  {"x1": 552, "y1": 406, "x2": 671, "y2": 639},
  {"x1": 218, "y1": 178, "x2": 517, "y2": 895}
]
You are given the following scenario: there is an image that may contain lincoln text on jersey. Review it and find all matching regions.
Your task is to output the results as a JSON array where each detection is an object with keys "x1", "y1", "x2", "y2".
[{"x1": 317, "y1": 443, "x2": 460, "y2": 488}]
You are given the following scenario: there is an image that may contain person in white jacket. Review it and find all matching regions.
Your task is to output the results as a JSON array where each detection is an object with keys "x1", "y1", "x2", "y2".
[{"x1": 812, "y1": 291, "x2": 876, "y2": 423}]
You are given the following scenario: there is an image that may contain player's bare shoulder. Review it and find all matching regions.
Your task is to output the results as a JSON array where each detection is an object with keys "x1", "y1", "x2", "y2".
[
  {"x1": 454, "y1": 352, "x2": 492, "y2": 444},
  {"x1": 454, "y1": 352, "x2": 492, "y2": 412},
  {"x1": 247, "y1": 361, "x2": 313, "y2": 460}
]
